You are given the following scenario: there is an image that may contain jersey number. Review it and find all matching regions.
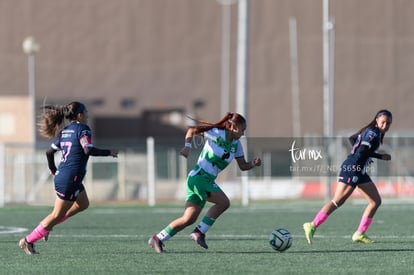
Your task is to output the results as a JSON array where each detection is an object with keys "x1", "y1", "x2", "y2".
[{"x1": 60, "y1": 141, "x2": 73, "y2": 162}]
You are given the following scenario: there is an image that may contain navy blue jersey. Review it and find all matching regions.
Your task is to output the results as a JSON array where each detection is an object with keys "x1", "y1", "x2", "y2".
[
  {"x1": 337, "y1": 127, "x2": 383, "y2": 186},
  {"x1": 344, "y1": 127, "x2": 382, "y2": 170},
  {"x1": 51, "y1": 122, "x2": 92, "y2": 175}
]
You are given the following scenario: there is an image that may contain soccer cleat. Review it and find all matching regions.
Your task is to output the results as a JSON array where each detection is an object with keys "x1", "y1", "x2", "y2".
[
  {"x1": 190, "y1": 228, "x2": 208, "y2": 249},
  {"x1": 19, "y1": 238, "x2": 39, "y2": 255},
  {"x1": 148, "y1": 235, "x2": 164, "y2": 253},
  {"x1": 303, "y1": 222, "x2": 316, "y2": 245},
  {"x1": 352, "y1": 231, "x2": 374, "y2": 243}
]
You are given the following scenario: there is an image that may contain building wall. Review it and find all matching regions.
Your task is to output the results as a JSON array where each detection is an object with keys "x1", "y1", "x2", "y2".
[
  {"x1": 0, "y1": 0, "x2": 412, "y2": 141},
  {"x1": 0, "y1": 96, "x2": 32, "y2": 143}
]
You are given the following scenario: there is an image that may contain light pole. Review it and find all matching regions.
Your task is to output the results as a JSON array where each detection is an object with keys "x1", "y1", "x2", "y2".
[
  {"x1": 235, "y1": 0, "x2": 250, "y2": 206},
  {"x1": 322, "y1": 0, "x2": 335, "y2": 200},
  {"x1": 217, "y1": 0, "x2": 237, "y2": 116},
  {"x1": 22, "y1": 36, "x2": 40, "y2": 148}
]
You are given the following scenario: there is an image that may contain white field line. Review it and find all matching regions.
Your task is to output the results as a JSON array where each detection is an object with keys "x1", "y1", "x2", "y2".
[
  {"x1": 0, "y1": 226, "x2": 27, "y2": 234},
  {"x1": 3, "y1": 202, "x2": 413, "y2": 235}
]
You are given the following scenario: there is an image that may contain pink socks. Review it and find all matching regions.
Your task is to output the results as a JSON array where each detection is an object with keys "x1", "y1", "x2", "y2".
[
  {"x1": 312, "y1": 211, "x2": 329, "y2": 227},
  {"x1": 311, "y1": 211, "x2": 373, "y2": 233},
  {"x1": 26, "y1": 224, "x2": 49, "y2": 243},
  {"x1": 25, "y1": 215, "x2": 70, "y2": 243},
  {"x1": 357, "y1": 216, "x2": 373, "y2": 233}
]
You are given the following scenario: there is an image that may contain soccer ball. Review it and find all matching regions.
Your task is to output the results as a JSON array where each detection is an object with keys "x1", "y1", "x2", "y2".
[{"x1": 269, "y1": 228, "x2": 292, "y2": 252}]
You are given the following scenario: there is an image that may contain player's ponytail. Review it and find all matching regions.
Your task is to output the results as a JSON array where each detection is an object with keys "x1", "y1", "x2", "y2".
[
  {"x1": 38, "y1": 102, "x2": 87, "y2": 139},
  {"x1": 38, "y1": 105, "x2": 65, "y2": 139},
  {"x1": 188, "y1": 112, "x2": 246, "y2": 135}
]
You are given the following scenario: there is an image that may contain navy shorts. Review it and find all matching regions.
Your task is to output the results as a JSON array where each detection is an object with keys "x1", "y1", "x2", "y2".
[
  {"x1": 337, "y1": 164, "x2": 372, "y2": 188},
  {"x1": 54, "y1": 170, "x2": 86, "y2": 201}
]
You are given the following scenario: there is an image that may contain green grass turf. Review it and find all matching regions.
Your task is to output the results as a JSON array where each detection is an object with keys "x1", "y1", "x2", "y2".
[{"x1": 1, "y1": 200, "x2": 414, "y2": 274}]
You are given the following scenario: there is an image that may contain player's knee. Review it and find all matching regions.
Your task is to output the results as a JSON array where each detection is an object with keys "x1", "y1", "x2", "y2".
[
  {"x1": 373, "y1": 197, "x2": 382, "y2": 208},
  {"x1": 80, "y1": 200, "x2": 90, "y2": 211},
  {"x1": 225, "y1": 199, "x2": 231, "y2": 210},
  {"x1": 75, "y1": 201, "x2": 89, "y2": 212},
  {"x1": 221, "y1": 197, "x2": 230, "y2": 211}
]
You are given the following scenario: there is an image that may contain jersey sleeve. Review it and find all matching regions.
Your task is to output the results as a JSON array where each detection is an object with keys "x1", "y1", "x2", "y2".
[
  {"x1": 78, "y1": 124, "x2": 93, "y2": 149},
  {"x1": 234, "y1": 140, "x2": 245, "y2": 158},
  {"x1": 360, "y1": 129, "x2": 378, "y2": 148},
  {"x1": 50, "y1": 138, "x2": 60, "y2": 151},
  {"x1": 51, "y1": 136, "x2": 61, "y2": 150}
]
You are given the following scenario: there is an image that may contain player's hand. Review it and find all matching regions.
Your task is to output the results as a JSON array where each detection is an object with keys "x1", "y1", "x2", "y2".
[
  {"x1": 382, "y1": 154, "x2": 391, "y2": 161},
  {"x1": 252, "y1": 157, "x2": 262, "y2": 167},
  {"x1": 110, "y1": 149, "x2": 119, "y2": 158},
  {"x1": 180, "y1": 147, "x2": 190, "y2": 158}
]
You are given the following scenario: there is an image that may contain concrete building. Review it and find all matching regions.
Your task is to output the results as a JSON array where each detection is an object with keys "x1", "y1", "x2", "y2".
[{"x1": 0, "y1": 0, "x2": 413, "y2": 144}]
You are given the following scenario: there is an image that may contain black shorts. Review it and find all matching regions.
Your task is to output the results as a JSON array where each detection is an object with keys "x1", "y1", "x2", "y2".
[
  {"x1": 54, "y1": 170, "x2": 86, "y2": 201},
  {"x1": 337, "y1": 164, "x2": 372, "y2": 188}
]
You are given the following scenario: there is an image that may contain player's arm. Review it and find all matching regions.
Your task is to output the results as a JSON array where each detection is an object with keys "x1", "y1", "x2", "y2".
[
  {"x1": 358, "y1": 144, "x2": 391, "y2": 160},
  {"x1": 87, "y1": 146, "x2": 110, "y2": 156},
  {"x1": 86, "y1": 146, "x2": 118, "y2": 157},
  {"x1": 357, "y1": 130, "x2": 391, "y2": 160},
  {"x1": 180, "y1": 127, "x2": 199, "y2": 158},
  {"x1": 45, "y1": 147, "x2": 58, "y2": 175},
  {"x1": 236, "y1": 156, "x2": 261, "y2": 171},
  {"x1": 80, "y1": 135, "x2": 118, "y2": 157},
  {"x1": 349, "y1": 134, "x2": 358, "y2": 145}
]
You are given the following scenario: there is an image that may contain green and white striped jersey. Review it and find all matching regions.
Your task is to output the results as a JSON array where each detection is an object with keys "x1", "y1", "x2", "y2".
[{"x1": 189, "y1": 128, "x2": 244, "y2": 179}]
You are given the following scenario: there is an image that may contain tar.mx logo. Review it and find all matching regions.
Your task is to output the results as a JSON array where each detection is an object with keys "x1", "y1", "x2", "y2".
[{"x1": 289, "y1": 140, "x2": 323, "y2": 163}]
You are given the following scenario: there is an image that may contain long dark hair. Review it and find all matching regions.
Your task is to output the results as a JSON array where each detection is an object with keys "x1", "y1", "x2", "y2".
[
  {"x1": 188, "y1": 112, "x2": 246, "y2": 135},
  {"x1": 38, "y1": 101, "x2": 86, "y2": 139},
  {"x1": 353, "y1": 109, "x2": 392, "y2": 144}
]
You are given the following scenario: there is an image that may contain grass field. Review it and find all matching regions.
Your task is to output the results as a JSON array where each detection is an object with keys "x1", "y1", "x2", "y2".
[{"x1": 1, "y1": 200, "x2": 414, "y2": 274}]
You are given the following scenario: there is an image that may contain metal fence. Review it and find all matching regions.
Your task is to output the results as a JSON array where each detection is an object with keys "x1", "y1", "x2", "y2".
[{"x1": 1, "y1": 135, "x2": 414, "y2": 206}]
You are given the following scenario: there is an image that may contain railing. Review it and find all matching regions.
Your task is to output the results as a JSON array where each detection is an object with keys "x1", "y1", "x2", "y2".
[{"x1": 1, "y1": 136, "x2": 414, "y2": 206}]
